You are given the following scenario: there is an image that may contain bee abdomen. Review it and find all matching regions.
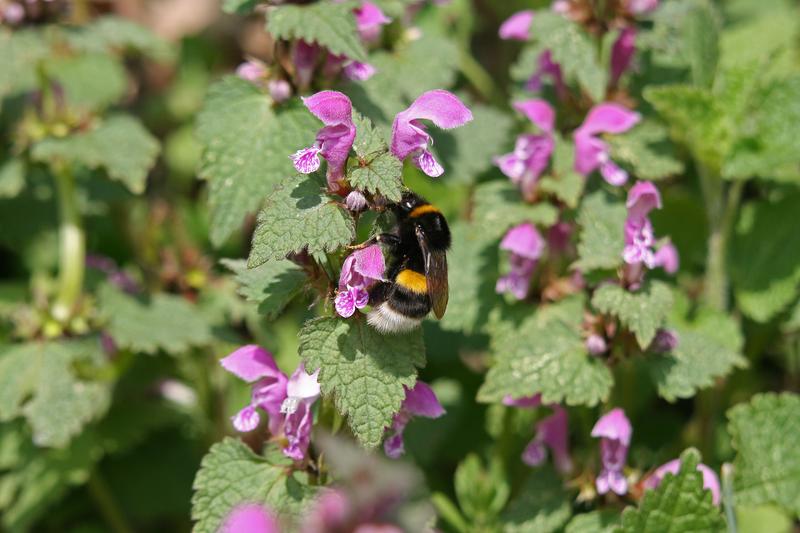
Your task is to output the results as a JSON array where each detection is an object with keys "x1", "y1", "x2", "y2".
[{"x1": 367, "y1": 269, "x2": 431, "y2": 333}]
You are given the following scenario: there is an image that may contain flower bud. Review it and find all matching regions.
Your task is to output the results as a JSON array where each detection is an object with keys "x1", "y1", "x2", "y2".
[{"x1": 345, "y1": 190, "x2": 368, "y2": 212}]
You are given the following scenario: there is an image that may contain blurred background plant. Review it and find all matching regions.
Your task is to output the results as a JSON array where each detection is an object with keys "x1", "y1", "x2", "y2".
[{"x1": 0, "y1": 0, "x2": 799, "y2": 532}]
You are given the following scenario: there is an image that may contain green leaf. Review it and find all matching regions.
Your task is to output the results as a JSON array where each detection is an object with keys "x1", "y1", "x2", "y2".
[
  {"x1": 592, "y1": 281, "x2": 673, "y2": 349},
  {"x1": 730, "y1": 193, "x2": 800, "y2": 322},
  {"x1": 618, "y1": 448, "x2": 725, "y2": 532},
  {"x1": 643, "y1": 85, "x2": 727, "y2": 170},
  {"x1": 479, "y1": 297, "x2": 613, "y2": 407},
  {"x1": 0, "y1": 29, "x2": 49, "y2": 100},
  {"x1": 736, "y1": 504, "x2": 794, "y2": 533},
  {"x1": 248, "y1": 175, "x2": 355, "y2": 267},
  {"x1": 46, "y1": 53, "x2": 127, "y2": 111},
  {"x1": 267, "y1": 2, "x2": 367, "y2": 63},
  {"x1": 646, "y1": 296, "x2": 747, "y2": 401},
  {"x1": 539, "y1": 137, "x2": 585, "y2": 208},
  {"x1": 96, "y1": 284, "x2": 213, "y2": 355},
  {"x1": 221, "y1": 258, "x2": 306, "y2": 319},
  {"x1": 196, "y1": 76, "x2": 320, "y2": 245},
  {"x1": 681, "y1": 0, "x2": 720, "y2": 87},
  {"x1": 31, "y1": 114, "x2": 159, "y2": 194},
  {"x1": 349, "y1": 114, "x2": 403, "y2": 201},
  {"x1": 728, "y1": 393, "x2": 800, "y2": 517},
  {"x1": 65, "y1": 16, "x2": 173, "y2": 61},
  {"x1": 0, "y1": 424, "x2": 100, "y2": 532},
  {"x1": 607, "y1": 122, "x2": 684, "y2": 181},
  {"x1": 223, "y1": 0, "x2": 261, "y2": 14},
  {"x1": 530, "y1": 12, "x2": 608, "y2": 101},
  {"x1": 344, "y1": 35, "x2": 459, "y2": 123},
  {"x1": 574, "y1": 190, "x2": 627, "y2": 273},
  {"x1": 565, "y1": 511, "x2": 619, "y2": 533},
  {"x1": 473, "y1": 181, "x2": 559, "y2": 242},
  {"x1": 724, "y1": 77, "x2": 800, "y2": 181},
  {"x1": 438, "y1": 222, "x2": 501, "y2": 334},
  {"x1": 501, "y1": 466, "x2": 572, "y2": 533},
  {"x1": 454, "y1": 455, "x2": 509, "y2": 523},
  {"x1": 298, "y1": 317, "x2": 426, "y2": 448},
  {"x1": 0, "y1": 158, "x2": 25, "y2": 199},
  {"x1": 436, "y1": 103, "x2": 515, "y2": 184},
  {"x1": 0, "y1": 340, "x2": 111, "y2": 448},
  {"x1": 191, "y1": 438, "x2": 319, "y2": 533}
]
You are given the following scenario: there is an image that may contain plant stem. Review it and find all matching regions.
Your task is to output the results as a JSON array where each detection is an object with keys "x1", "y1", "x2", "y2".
[
  {"x1": 721, "y1": 463, "x2": 738, "y2": 533},
  {"x1": 87, "y1": 472, "x2": 135, "y2": 533},
  {"x1": 699, "y1": 166, "x2": 742, "y2": 313},
  {"x1": 51, "y1": 165, "x2": 85, "y2": 323},
  {"x1": 458, "y1": 49, "x2": 502, "y2": 105}
]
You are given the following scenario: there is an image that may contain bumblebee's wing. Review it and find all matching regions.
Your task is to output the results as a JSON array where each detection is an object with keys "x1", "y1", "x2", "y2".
[{"x1": 415, "y1": 225, "x2": 449, "y2": 319}]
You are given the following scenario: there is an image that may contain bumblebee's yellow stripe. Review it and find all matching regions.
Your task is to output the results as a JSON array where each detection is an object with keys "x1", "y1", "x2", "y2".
[
  {"x1": 396, "y1": 269, "x2": 427, "y2": 294},
  {"x1": 409, "y1": 204, "x2": 440, "y2": 218}
]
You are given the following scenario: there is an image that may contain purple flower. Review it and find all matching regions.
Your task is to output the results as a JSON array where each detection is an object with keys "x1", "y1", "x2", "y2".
[
  {"x1": 503, "y1": 394, "x2": 542, "y2": 408},
  {"x1": 649, "y1": 328, "x2": 679, "y2": 353},
  {"x1": 354, "y1": 2, "x2": 391, "y2": 42},
  {"x1": 499, "y1": 10, "x2": 534, "y2": 41},
  {"x1": 525, "y1": 51, "x2": 567, "y2": 99},
  {"x1": 585, "y1": 334, "x2": 608, "y2": 356},
  {"x1": 86, "y1": 254, "x2": 139, "y2": 294},
  {"x1": 345, "y1": 190, "x2": 368, "y2": 212},
  {"x1": 268, "y1": 79, "x2": 292, "y2": 103},
  {"x1": 293, "y1": 40, "x2": 319, "y2": 89},
  {"x1": 644, "y1": 459, "x2": 721, "y2": 505},
  {"x1": 494, "y1": 99, "x2": 555, "y2": 198},
  {"x1": 384, "y1": 381, "x2": 445, "y2": 458},
  {"x1": 335, "y1": 245, "x2": 386, "y2": 318},
  {"x1": 622, "y1": 181, "x2": 679, "y2": 276},
  {"x1": 236, "y1": 60, "x2": 267, "y2": 83},
  {"x1": 610, "y1": 28, "x2": 637, "y2": 86},
  {"x1": 290, "y1": 91, "x2": 357, "y2": 191},
  {"x1": 300, "y1": 490, "x2": 350, "y2": 533},
  {"x1": 626, "y1": 0, "x2": 659, "y2": 14},
  {"x1": 343, "y1": 60, "x2": 376, "y2": 81},
  {"x1": 591, "y1": 408, "x2": 632, "y2": 495},
  {"x1": 221, "y1": 346, "x2": 321, "y2": 461},
  {"x1": 496, "y1": 223, "x2": 545, "y2": 300},
  {"x1": 221, "y1": 504, "x2": 280, "y2": 533},
  {"x1": 654, "y1": 241, "x2": 679, "y2": 273},
  {"x1": 574, "y1": 103, "x2": 640, "y2": 186},
  {"x1": 522, "y1": 405, "x2": 573, "y2": 474},
  {"x1": 391, "y1": 90, "x2": 473, "y2": 177}
]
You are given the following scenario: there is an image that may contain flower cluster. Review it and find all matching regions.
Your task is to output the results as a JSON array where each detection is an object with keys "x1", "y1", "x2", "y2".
[
  {"x1": 334, "y1": 245, "x2": 386, "y2": 318},
  {"x1": 221, "y1": 345, "x2": 321, "y2": 461},
  {"x1": 623, "y1": 181, "x2": 679, "y2": 286},
  {"x1": 384, "y1": 381, "x2": 445, "y2": 458},
  {"x1": 291, "y1": 89, "x2": 472, "y2": 190},
  {"x1": 496, "y1": 222, "x2": 545, "y2": 300},
  {"x1": 592, "y1": 408, "x2": 632, "y2": 495}
]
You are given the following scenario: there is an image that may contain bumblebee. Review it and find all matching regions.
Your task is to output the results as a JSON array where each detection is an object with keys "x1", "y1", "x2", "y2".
[{"x1": 366, "y1": 192, "x2": 451, "y2": 333}]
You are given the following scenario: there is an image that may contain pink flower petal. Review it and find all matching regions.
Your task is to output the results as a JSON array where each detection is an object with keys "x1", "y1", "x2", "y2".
[
  {"x1": 285, "y1": 365, "x2": 321, "y2": 405},
  {"x1": 290, "y1": 145, "x2": 322, "y2": 174},
  {"x1": 222, "y1": 504, "x2": 280, "y2": 533},
  {"x1": 654, "y1": 241, "x2": 679, "y2": 273},
  {"x1": 302, "y1": 90, "x2": 354, "y2": 126},
  {"x1": 343, "y1": 61, "x2": 376, "y2": 81},
  {"x1": 522, "y1": 438, "x2": 547, "y2": 466},
  {"x1": 499, "y1": 10, "x2": 534, "y2": 41},
  {"x1": 645, "y1": 459, "x2": 721, "y2": 505},
  {"x1": 335, "y1": 290, "x2": 357, "y2": 318},
  {"x1": 591, "y1": 407, "x2": 632, "y2": 446},
  {"x1": 600, "y1": 159, "x2": 629, "y2": 186},
  {"x1": 220, "y1": 345, "x2": 281, "y2": 383},
  {"x1": 611, "y1": 27, "x2": 637, "y2": 85},
  {"x1": 232, "y1": 405, "x2": 261, "y2": 432},
  {"x1": 402, "y1": 381, "x2": 446, "y2": 418},
  {"x1": 627, "y1": 181, "x2": 662, "y2": 218},
  {"x1": 353, "y1": 245, "x2": 386, "y2": 281},
  {"x1": 577, "y1": 103, "x2": 641, "y2": 137},
  {"x1": 500, "y1": 223, "x2": 545, "y2": 260},
  {"x1": 355, "y1": 2, "x2": 391, "y2": 42},
  {"x1": 503, "y1": 394, "x2": 542, "y2": 408},
  {"x1": 513, "y1": 99, "x2": 556, "y2": 132},
  {"x1": 413, "y1": 150, "x2": 445, "y2": 177}
]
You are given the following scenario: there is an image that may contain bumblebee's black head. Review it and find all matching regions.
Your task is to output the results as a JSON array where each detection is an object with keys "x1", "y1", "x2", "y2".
[
  {"x1": 394, "y1": 192, "x2": 451, "y2": 251},
  {"x1": 394, "y1": 191, "x2": 426, "y2": 220}
]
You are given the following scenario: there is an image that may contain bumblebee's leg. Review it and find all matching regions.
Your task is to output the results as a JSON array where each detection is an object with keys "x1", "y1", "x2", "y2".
[{"x1": 347, "y1": 233, "x2": 401, "y2": 252}]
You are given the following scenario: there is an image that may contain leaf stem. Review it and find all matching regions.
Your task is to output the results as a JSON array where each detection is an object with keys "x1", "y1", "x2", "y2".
[
  {"x1": 87, "y1": 471, "x2": 135, "y2": 533},
  {"x1": 458, "y1": 49, "x2": 502, "y2": 105},
  {"x1": 51, "y1": 165, "x2": 86, "y2": 323}
]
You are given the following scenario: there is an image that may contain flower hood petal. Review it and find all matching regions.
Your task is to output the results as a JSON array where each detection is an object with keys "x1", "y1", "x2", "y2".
[
  {"x1": 626, "y1": 180, "x2": 662, "y2": 219},
  {"x1": 402, "y1": 381, "x2": 445, "y2": 418},
  {"x1": 500, "y1": 222, "x2": 545, "y2": 260},
  {"x1": 499, "y1": 10, "x2": 534, "y2": 41},
  {"x1": 302, "y1": 90, "x2": 354, "y2": 127},
  {"x1": 220, "y1": 345, "x2": 282, "y2": 383},
  {"x1": 591, "y1": 407, "x2": 632, "y2": 445},
  {"x1": 391, "y1": 90, "x2": 473, "y2": 160},
  {"x1": 577, "y1": 103, "x2": 641, "y2": 137},
  {"x1": 513, "y1": 99, "x2": 555, "y2": 132}
]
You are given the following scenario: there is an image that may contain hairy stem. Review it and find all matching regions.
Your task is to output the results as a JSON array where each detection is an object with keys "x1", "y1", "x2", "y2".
[
  {"x1": 699, "y1": 166, "x2": 741, "y2": 312},
  {"x1": 87, "y1": 472, "x2": 135, "y2": 533},
  {"x1": 721, "y1": 463, "x2": 738, "y2": 533},
  {"x1": 51, "y1": 166, "x2": 85, "y2": 323}
]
